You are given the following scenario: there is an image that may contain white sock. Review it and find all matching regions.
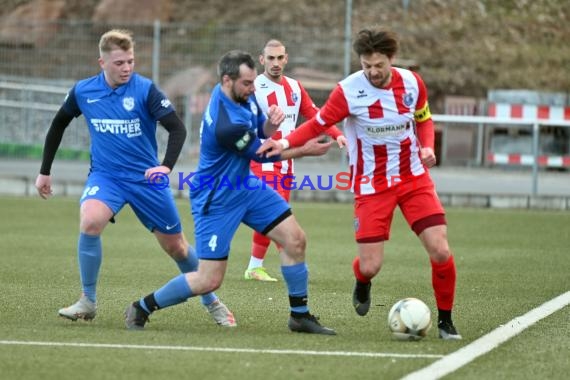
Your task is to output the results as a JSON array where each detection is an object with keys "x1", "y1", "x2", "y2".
[{"x1": 247, "y1": 257, "x2": 264, "y2": 270}]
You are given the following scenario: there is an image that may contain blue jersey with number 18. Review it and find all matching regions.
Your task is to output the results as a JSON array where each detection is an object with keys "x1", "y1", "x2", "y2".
[{"x1": 62, "y1": 71, "x2": 175, "y2": 182}]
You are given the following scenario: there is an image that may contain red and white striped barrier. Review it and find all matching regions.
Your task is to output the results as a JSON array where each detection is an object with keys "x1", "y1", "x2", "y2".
[
  {"x1": 487, "y1": 103, "x2": 570, "y2": 168},
  {"x1": 487, "y1": 153, "x2": 570, "y2": 168},
  {"x1": 488, "y1": 103, "x2": 570, "y2": 120}
]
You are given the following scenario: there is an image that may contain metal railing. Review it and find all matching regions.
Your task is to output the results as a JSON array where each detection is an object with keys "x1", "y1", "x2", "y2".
[
  {"x1": 2, "y1": 80, "x2": 569, "y2": 196},
  {"x1": 434, "y1": 115, "x2": 570, "y2": 195}
]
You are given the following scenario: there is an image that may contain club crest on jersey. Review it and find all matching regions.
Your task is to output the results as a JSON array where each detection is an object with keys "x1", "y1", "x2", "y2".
[
  {"x1": 250, "y1": 101, "x2": 258, "y2": 116},
  {"x1": 122, "y1": 97, "x2": 135, "y2": 111},
  {"x1": 403, "y1": 92, "x2": 414, "y2": 107},
  {"x1": 291, "y1": 93, "x2": 298, "y2": 103}
]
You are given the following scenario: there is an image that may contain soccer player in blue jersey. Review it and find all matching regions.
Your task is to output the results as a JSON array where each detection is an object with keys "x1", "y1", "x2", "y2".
[
  {"x1": 34, "y1": 29, "x2": 235, "y2": 327},
  {"x1": 124, "y1": 50, "x2": 336, "y2": 335}
]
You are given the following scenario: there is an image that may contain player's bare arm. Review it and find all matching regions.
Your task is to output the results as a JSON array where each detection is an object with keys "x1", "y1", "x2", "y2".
[
  {"x1": 279, "y1": 136, "x2": 333, "y2": 160},
  {"x1": 257, "y1": 138, "x2": 285, "y2": 158},
  {"x1": 262, "y1": 105, "x2": 285, "y2": 138}
]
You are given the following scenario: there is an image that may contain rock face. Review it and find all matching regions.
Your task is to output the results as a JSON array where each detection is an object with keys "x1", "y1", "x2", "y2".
[
  {"x1": 92, "y1": 0, "x2": 172, "y2": 24},
  {"x1": 0, "y1": 0, "x2": 65, "y2": 47},
  {"x1": 0, "y1": 0, "x2": 568, "y2": 99}
]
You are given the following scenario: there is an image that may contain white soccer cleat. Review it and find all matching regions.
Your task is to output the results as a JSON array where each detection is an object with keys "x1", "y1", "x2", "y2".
[
  {"x1": 58, "y1": 295, "x2": 97, "y2": 321},
  {"x1": 205, "y1": 300, "x2": 237, "y2": 327}
]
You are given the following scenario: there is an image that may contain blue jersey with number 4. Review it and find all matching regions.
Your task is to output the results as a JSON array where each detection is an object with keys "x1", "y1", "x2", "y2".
[{"x1": 190, "y1": 83, "x2": 281, "y2": 213}]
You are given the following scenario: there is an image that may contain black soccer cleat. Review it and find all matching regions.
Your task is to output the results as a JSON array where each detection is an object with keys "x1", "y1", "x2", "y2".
[
  {"x1": 288, "y1": 313, "x2": 336, "y2": 335},
  {"x1": 124, "y1": 302, "x2": 150, "y2": 330},
  {"x1": 352, "y1": 280, "x2": 371, "y2": 316},
  {"x1": 438, "y1": 320, "x2": 462, "y2": 340}
]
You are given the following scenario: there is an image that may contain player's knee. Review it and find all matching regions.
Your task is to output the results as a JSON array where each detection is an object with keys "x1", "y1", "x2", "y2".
[
  {"x1": 79, "y1": 217, "x2": 105, "y2": 235},
  {"x1": 360, "y1": 258, "x2": 382, "y2": 278},
  {"x1": 203, "y1": 275, "x2": 223, "y2": 293},
  {"x1": 428, "y1": 242, "x2": 452, "y2": 263},
  {"x1": 284, "y1": 228, "x2": 306, "y2": 258}
]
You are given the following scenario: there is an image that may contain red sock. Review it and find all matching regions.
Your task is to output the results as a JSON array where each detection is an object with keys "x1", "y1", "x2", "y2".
[
  {"x1": 252, "y1": 231, "x2": 270, "y2": 259},
  {"x1": 352, "y1": 256, "x2": 371, "y2": 283},
  {"x1": 431, "y1": 255, "x2": 456, "y2": 311}
]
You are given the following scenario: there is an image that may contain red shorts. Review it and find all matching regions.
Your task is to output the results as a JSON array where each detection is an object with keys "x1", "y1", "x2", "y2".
[
  {"x1": 250, "y1": 167, "x2": 291, "y2": 202},
  {"x1": 353, "y1": 173, "x2": 445, "y2": 243}
]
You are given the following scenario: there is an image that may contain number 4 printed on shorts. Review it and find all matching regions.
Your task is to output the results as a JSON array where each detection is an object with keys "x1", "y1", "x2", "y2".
[{"x1": 208, "y1": 235, "x2": 218, "y2": 251}]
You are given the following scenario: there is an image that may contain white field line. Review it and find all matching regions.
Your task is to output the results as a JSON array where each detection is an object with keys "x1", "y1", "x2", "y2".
[
  {"x1": 0, "y1": 340, "x2": 443, "y2": 359},
  {"x1": 402, "y1": 290, "x2": 570, "y2": 380}
]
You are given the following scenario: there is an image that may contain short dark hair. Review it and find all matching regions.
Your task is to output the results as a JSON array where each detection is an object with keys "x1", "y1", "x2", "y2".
[
  {"x1": 352, "y1": 27, "x2": 399, "y2": 58},
  {"x1": 218, "y1": 50, "x2": 256, "y2": 81}
]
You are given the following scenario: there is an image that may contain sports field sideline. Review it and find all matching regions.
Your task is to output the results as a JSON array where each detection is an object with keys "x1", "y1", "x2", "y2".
[{"x1": 0, "y1": 197, "x2": 568, "y2": 379}]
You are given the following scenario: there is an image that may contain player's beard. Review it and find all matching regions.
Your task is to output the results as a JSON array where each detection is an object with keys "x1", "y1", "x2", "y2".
[
  {"x1": 231, "y1": 84, "x2": 249, "y2": 103},
  {"x1": 367, "y1": 71, "x2": 391, "y2": 89},
  {"x1": 268, "y1": 66, "x2": 282, "y2": 79}
]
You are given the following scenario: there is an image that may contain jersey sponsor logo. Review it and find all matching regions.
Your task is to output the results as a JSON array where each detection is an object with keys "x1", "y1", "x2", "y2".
[
  {"x1": 284, "y1": 113, "x2": 297, "y2": 122},
  {"x1": 122, "y1": 97, "x2": 135, "y2": 111},
  {"x1": 91, "y1": 118, "x2": 142, "y2": 138},
  {"x1": 365, "y1": 123, "x2": 410, "y2": 137},
  {"x1": 403, "y1": 92, "x2": 414, "y2": 107},
  {"x1": 87, "y1": 98, "x2": 101, "y2": 104},
  {"x1": 161, "y1": 98, "x2": 171, "y2": 108}
]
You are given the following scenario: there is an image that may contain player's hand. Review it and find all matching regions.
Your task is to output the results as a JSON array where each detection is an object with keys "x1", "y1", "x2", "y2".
[
  {"x1": 144, "y1": 165, "x2": 171, "y2": 179},
  {"x1": 266, "y1": 105, "x2": 285, "y2": 128},
  {"x1": 35, "y1": 174, "x2": 53, "y2": 199},
  {"x1": 420, "y1": 147, "x2": 437, "y2": 168},
  {"x1": 257, "y1": 139, "x2": 284, "y2": 158},
  {"x1": 336, "y1": 135, "x2": 348, "y2": 149},
  {"x1": 302, "y1": 136, "x2": 334, "y2": 156}
]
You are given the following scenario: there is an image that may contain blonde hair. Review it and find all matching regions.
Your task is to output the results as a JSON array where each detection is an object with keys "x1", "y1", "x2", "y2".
[{"x1": 99, "y1": 29, "x2": 135, "y2": 56}]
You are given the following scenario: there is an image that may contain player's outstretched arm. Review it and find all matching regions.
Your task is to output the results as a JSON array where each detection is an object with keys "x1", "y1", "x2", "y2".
[{"x1": 280, "y1": 136, "x2": 333, "y2": 160}]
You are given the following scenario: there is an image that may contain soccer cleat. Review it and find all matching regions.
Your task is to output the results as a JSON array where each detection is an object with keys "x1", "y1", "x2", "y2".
[
  {"x1": 124, "y1": 302, "x2": 150, "y2": 330},
  {"x1": 288, "y1": 313, "x2": 336, "y2": 335},
  {"x1": 58, "y1": 295, "x2": 97, "y2": 321},
  {"x1": 438, "y1": 320, "x2": 463, "y2": 340},
  {"x1": 205, "y1": 300, "x2": 237, "y2": 327},
  {"x1": 352, "y1": 280, "x2": 371, "y2": 316},
  {"x1": 244, "y1": 267, "x2": 278, "y2": 282}
]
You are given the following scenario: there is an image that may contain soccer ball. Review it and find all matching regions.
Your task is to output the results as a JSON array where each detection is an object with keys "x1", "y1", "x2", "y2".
[{"x1": 388, "y1": 298, "x2": 432, "y2": 341}]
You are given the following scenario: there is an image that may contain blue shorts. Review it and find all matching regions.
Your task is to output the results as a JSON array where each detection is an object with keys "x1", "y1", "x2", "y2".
[
  {"x1": 80, "y1": 172, "x2": 182, "y2": 234},
  {"x1": 191, "y1": 186, "x2": 290, "y2": 260}
]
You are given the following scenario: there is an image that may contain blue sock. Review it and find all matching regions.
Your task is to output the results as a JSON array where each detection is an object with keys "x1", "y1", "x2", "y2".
[
  {"x1": 78, "y1": 233, "x2": 102, "y2": 303},
  {"x1": 139, "y1": 274, "x2": 193, "y2": 313},
  {"x1": 175, "y1": 246, "x2": 217, "y2": 306},
  {"x1": 281, "y1": 262, "x2": 309, "y2": 314}
]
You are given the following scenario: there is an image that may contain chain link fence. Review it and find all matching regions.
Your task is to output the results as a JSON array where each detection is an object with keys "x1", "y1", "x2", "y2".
[{"x1": 0, "y1": 20, "x2": 346, "y2": 162}]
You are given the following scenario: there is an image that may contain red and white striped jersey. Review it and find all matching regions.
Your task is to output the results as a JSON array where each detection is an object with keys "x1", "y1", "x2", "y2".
[
  {"x1": 303, "y1": 67, "x2": 433, "y2": 195},
  {"x1": 251, "y1": 74, "x2": 319, "y2": 175}
]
